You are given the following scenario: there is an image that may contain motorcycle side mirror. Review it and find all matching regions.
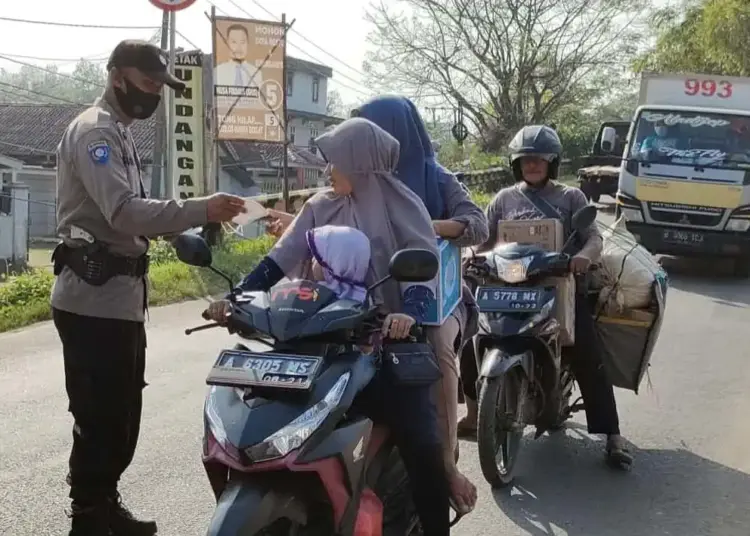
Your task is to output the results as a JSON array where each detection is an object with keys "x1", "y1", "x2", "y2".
[
  {"x1": 571, "y1": 204, "x2": 598, "y2": 231},
  {"x1": 173, "y1": 233, "x2": 213, "y2": 267},
  {"x1": 172, "y1": 232, "x2": 235, "y2": 292},
  {"x1": 389, "y1": 248, "x2": 439, "y2": 282}
]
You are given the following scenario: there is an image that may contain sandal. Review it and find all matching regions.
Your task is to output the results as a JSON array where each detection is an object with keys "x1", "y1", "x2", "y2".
[{"x1": 606, "y1": 435, "x2": 633, "y2": 469}]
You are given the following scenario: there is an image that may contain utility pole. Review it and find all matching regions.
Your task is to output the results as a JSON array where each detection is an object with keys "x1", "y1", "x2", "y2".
[
  {"x1": 281, "y1": 13, "x2": 290, "y2": 213},
  {"x1": 164, "y1": 10, "x2": 177, "y2": 199},
  {"x1": 150, "y1": 10, "x2": 170, "y2": 198}
]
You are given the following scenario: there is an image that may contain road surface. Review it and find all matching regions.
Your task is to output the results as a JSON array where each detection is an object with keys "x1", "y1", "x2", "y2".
[{"x1": 3, "y1": 204, "x2": 750, "y2": 535}]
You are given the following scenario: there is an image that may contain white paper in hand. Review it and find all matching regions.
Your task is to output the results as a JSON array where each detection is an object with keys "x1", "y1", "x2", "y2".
[{"x1": 232, "y1": 198, "x2": 267, "y2": 225}]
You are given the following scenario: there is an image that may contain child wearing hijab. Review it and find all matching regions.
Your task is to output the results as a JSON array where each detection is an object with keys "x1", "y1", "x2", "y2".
[{"x1": 306, "y1": 224, "x2": 370, "y2": 303}]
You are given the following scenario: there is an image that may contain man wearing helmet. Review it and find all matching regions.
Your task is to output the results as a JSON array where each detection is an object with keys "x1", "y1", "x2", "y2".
[{"x1": 458, "y1": 125, "x2": 632, "y2": 468}]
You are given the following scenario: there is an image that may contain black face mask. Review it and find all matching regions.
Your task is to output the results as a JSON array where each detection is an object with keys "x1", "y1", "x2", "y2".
[{"x1": 114, "y1": 78, "x2": 161, "y2": 120}]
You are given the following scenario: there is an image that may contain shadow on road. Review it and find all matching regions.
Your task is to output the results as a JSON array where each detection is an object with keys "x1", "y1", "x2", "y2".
[{"x1": 492, "y1": 428, "x2": 750, "y2": 536}]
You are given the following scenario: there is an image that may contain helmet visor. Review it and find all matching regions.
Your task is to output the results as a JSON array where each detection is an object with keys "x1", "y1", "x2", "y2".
[{"x1": 511, "y1": 152, "x2": 557, "y2": 163}]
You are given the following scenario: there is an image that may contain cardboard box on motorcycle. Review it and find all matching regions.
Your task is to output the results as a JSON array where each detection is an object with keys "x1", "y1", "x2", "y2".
[
  {"x1": 419, "y1": 238, "x2": 462, "y2": 326},
  {"x1": 496, "y1": 219, "x2": 575, "y2": 346}
]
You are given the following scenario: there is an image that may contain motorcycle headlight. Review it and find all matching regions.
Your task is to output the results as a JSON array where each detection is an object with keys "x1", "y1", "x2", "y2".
[
  {"x1": 493, "y1": 255, "x2": 534, "y2": 283},
  {"x1": 244, "y1": 371, "x2": 350, "y2": 463}
]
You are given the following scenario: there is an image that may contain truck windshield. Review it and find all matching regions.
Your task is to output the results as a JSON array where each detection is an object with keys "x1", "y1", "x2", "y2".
[{"x1": 630, "y1": 110, "x2": 750, "y2": 169}]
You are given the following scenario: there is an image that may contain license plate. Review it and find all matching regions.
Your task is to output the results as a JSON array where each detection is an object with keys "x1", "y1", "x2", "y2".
[
  {"x1": 662, "y1": 229, "x2": 705, "y2": 245},
  {"x1": 207, "y1": 350, "x2": 322, "y2": 390},
  {"x1": 475, "y1": 287, "x2": 543, "y2": 313}
]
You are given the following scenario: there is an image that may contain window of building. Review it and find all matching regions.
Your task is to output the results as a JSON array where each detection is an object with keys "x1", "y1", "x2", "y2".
[
  {"x1": 286, "y1": 72, "x2": 294, "y2": 96},
  {"x1": 289, "y1": 125, "x2": 296, "y2": 144},
  {"x1": 312, "y1": 77, "x2": 320, "y2": 103}
]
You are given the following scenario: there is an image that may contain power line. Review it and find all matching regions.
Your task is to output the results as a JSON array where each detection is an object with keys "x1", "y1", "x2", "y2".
[
  {"x1": 0, "y1": 81, "x2": 86, "y2": 105},
  {"x1": 0, "y1": 55, "x2": 106, "y2": 88},
  {"x1": 224, "y1": 0, "x2": 370, "y2": 90},
  {"x1": 212, "y1": 0, "x2": 374, "y2": 97},
  {"x1": 243, "y1": 0, "x2": 367, "y2": 79},
  {"x1": 0, "y1": 52, "x2": 109, "y2": 63},
  {"x1": 0, "y1": 15, "x2": 159, "y2": 30}
]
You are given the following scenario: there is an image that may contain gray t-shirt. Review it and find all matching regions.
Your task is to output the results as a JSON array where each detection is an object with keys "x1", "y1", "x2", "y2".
[
  {"x1": 51, "y1": 96, "x2": 209, "y2": 322},
  {"x1": 481, "y1": 181, "x2": 602, "y2": 260}
]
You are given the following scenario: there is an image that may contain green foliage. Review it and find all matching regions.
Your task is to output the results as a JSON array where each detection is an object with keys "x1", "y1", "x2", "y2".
[
  {"x1": 470, "y1": 191, "x2": 493, "y2": 210},
  {"x1": 634, "y1": 0, "x2": 750, "y2": 76},
  {"x1": 0, "y1": 236, "x2": 275, "y2": 334},
  {"x1": 0, "y1": 59, "x2": 106, "y2": 104},
  {"x1": 0, "y1": 270, "x2": 55, "y2": 308}
]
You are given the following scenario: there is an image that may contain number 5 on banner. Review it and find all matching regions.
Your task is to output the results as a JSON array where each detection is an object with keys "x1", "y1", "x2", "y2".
[{"x1": 261, "y1": 80, "x2": 283, "y2": 111}]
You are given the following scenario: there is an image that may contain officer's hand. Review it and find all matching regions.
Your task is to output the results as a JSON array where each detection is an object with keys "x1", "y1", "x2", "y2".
[
  {"x1": 205, "y1": 299, "x2": 232, "y2": 324},
  {"x1": 383, "y1": 313, "x2": 416, "y2": 340},
  {"x1": 569, "y1": 255, "x2": 592, "y2": 274},
  {"x1": 206, "y1": 194, "x2": 246, "y2": 223}
]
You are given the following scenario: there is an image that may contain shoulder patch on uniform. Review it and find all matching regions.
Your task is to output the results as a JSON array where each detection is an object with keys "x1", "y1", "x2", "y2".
[{"x1": 87, "y1": 141, "x2": 110, "y2": 165}]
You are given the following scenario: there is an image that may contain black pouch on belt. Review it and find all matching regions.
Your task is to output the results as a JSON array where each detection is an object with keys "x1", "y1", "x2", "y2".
[
  {"x1": 52, "y1": 242, "x2": 149, "y2": 286},
  {"x1": 380, "y1": 340, "x2": 442, "y2": 387}
]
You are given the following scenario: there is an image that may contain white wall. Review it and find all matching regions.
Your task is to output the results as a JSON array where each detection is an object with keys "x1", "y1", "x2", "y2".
[
  {"x1": 286, "y1": 70, "x2": 329, "y2": 116},
  {"x1": 0, "y1": 215, "x2": 12, "y2": 263},
  {"x1": 0, "y1": 184, "x2": 29, "y2": 268},
  {"x1": 287, "y1": 117, "x2": 326, "y2": 149},
  {"x1": 19, "y1": 171, "x2": 56, "y2": 239}
]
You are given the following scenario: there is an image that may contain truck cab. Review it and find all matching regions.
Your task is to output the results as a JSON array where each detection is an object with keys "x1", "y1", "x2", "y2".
[
  {"x1": 578, "y1": 120, "x2": 630, "y2": 202},
  {"x1": 600, "y1": 72, "x2": 750, "y2": 276}
]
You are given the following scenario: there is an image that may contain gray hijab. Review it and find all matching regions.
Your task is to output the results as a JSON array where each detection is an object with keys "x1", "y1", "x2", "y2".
[{"x1": 269, "y1": 117, "x2": 438, "y2": 313}]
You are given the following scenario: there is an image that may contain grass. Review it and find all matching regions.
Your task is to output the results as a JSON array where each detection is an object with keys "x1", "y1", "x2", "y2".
[{"x1": 0, "y1": 236, "x2": 275, "y2": 334}]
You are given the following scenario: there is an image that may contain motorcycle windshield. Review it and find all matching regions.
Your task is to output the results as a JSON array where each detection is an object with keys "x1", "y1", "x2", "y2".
[{"x1": 266, "y1": 280, "x2": 338, "y2": 339}]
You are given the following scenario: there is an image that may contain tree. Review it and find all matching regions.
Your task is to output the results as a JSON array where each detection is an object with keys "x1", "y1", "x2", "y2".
[
  {"x1": 326, "y1": 89, "x2": 347, "y2": 118},
  {"x1": 634, "y1": 0, "x2": 750, "y2": 76},
  {"x1": 364, "y1": 0, "x2": 647, "y2": 150},
  {"x1": 0, "y1": 59, "x2": 106, "y2": 105}
]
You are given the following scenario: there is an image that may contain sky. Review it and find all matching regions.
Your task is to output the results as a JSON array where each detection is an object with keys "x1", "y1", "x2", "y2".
[{"x1": 0, "y1": 0, "x2": 377, "y2": 103}]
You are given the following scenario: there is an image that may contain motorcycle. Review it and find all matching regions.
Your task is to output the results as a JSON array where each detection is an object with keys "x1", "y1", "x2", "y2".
[
  {"x1": 462, "y1": 205, "x2": 599, "y2": 488},
  {"x1": 173, "y1": 234, "x2": 462, "y2": 536}
]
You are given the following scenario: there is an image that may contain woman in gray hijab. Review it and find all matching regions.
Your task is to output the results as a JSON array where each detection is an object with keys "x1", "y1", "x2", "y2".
[{"x1": 208, "y1": 117, "x2": 451, "y2": 535}]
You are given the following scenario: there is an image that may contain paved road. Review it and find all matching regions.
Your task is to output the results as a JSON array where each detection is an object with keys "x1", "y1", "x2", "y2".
[{"x1": 3, "y1": 203, "x2": 750, "y2": 535}]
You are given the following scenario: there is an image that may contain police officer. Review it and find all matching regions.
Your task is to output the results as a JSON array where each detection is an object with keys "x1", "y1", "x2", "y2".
[{"x1": 52, "y1": 40, "x2": 246, "y2": 536}]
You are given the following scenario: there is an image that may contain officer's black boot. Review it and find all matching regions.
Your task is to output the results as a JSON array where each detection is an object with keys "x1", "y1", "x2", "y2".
[
  {"x1": 108, "y1": 493, "x2": 157, "y2": 536},
  {"x1": 68, "y1": 500, "x2": 112, "y2": 536}
]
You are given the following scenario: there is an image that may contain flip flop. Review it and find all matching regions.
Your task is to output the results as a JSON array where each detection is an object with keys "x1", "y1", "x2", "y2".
[{"x1": 606, "y1": 437, "x2": 633, "y2": 469}]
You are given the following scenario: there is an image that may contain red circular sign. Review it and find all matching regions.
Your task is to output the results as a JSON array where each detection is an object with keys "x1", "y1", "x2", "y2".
[{"x1": 148, "y1": 0, "x2": 197, "y2": 11}]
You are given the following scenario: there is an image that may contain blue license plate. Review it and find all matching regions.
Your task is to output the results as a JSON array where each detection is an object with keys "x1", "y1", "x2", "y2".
[{"x1": 475, "y1": 287, "x2": 543, "y2": 313}]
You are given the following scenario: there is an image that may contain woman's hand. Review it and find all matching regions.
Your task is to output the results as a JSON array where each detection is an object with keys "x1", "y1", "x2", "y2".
[
  {"x1": 265, "y1": 209, "x2": 294, "y2": 238},
  {"x1": 205, "y1": 299, "x2": 232, "y2": 324},
  {"x1": 433, "y1": 219, "x2": 466, "y2": 239},
  {"x1": 383, "y1": 313, "x2": 416, "y2": 340}
]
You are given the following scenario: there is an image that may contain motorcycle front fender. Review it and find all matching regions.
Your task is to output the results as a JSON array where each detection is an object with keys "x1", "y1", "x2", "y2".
[
  {"x1": 206, "y1": 478, "x2": 308, "y2": 536},
  {"x1": 479, "y1": 347, "x2": 533, "y2": 382}
]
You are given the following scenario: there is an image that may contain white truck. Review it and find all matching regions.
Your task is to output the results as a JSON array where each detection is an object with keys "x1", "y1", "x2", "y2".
[{"x1": 600, "y1": 72, "x2": 750, "y2": 275}]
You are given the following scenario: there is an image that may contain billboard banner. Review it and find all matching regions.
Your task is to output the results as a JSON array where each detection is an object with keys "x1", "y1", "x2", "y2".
[
  {"x1": 212, "y1": 16, "x2": 286, "y2": 142},
  {"x1": 171, "y1": 50, "x2": 205, "y2": 199}
]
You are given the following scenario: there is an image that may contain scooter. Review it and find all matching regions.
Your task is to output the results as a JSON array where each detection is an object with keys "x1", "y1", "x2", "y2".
[
  {"x1": 462, "y1": 205, "x2": 602, "y2": 487},
  {"x1": 174, "y1": 234, "x2": 461, "y2": 535}
]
